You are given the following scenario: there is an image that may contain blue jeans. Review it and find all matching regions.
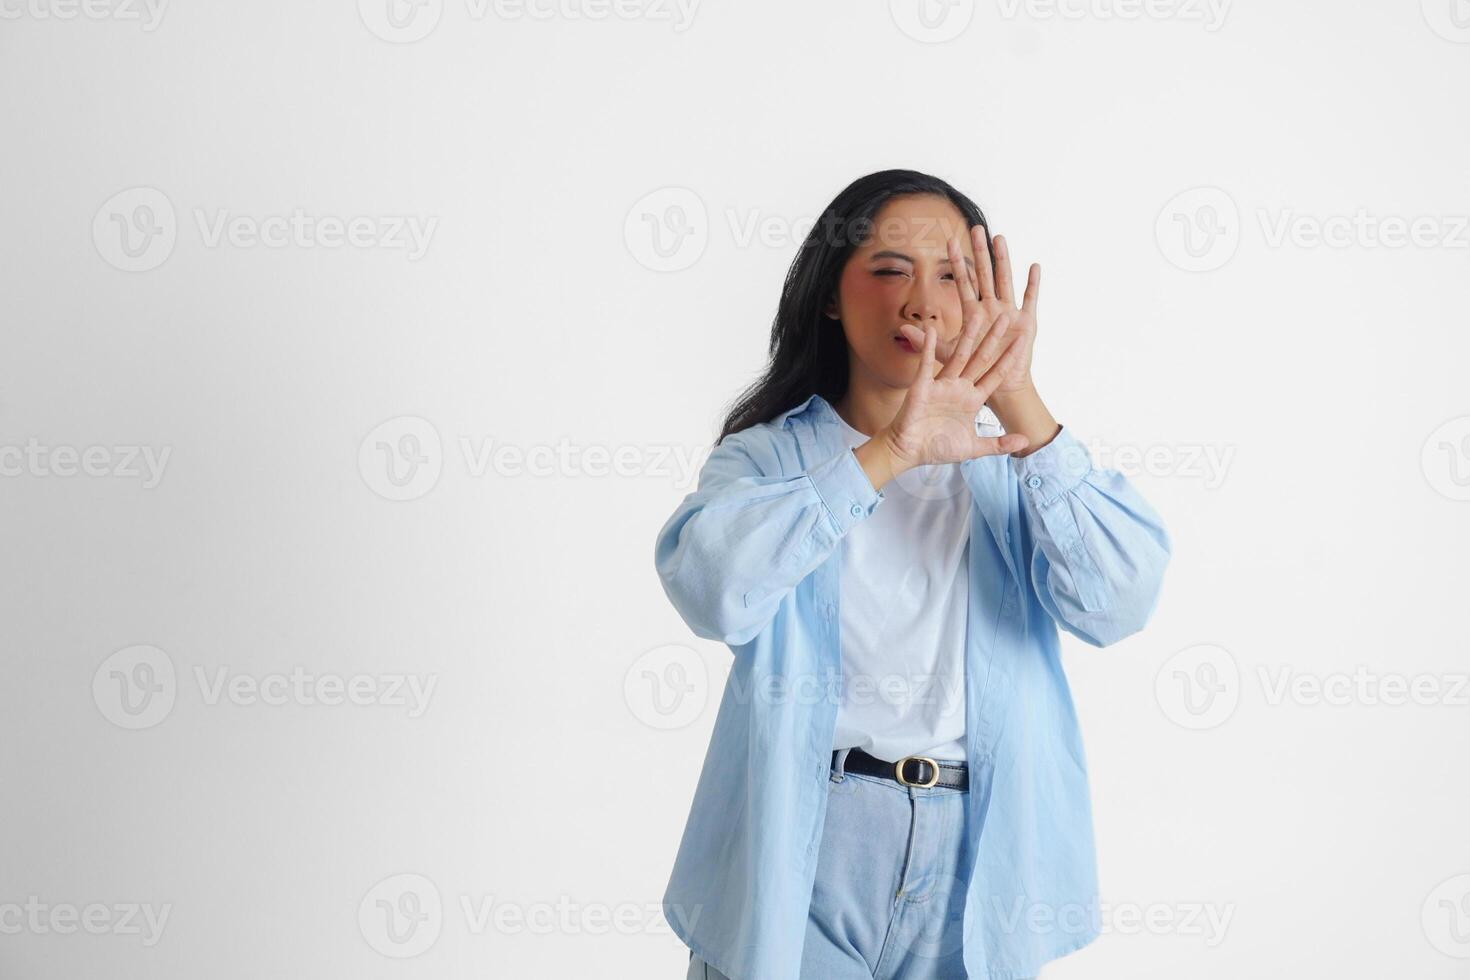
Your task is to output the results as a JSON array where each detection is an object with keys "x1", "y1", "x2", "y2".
[{"x1": 686, "y1": 748, "x2": 1032, "y2": 979}]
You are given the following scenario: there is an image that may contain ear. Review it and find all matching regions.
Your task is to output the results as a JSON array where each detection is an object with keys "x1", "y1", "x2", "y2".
[{"x1": 824, "y1": 293, "x2": 840, "y2": 320}]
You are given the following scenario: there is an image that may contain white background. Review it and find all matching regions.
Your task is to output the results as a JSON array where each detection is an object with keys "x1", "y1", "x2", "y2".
[{"x1": 2, "y1": 1, "x2": 1468, "y2": 977}]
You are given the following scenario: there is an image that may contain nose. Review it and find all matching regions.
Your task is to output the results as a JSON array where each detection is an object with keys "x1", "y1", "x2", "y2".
[{"x1": 902, "y1": 277, "x2": 944, "y2": 325}]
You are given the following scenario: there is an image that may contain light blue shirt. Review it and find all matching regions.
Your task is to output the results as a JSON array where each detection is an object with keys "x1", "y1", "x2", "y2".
[{"x1": 654, "y1": 392, "x2": 1171, "y2": 980}]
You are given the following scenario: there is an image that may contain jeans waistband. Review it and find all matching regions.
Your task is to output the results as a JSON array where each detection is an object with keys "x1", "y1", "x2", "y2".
[{"x1": 830, "y1": 747, "x2": 969, "y2": 793}]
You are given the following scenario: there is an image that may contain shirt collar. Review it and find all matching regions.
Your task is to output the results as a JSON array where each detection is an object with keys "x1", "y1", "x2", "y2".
[{"x1": 769, "y1": 392, "x2": 838, "y2": 429}]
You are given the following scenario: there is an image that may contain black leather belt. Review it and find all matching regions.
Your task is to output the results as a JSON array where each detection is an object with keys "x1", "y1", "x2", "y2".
[{"x1": 838, "y1": 747, "x2": 968, "y2": 791}]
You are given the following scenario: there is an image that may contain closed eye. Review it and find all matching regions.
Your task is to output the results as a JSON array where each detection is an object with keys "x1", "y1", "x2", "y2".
[{"x1": 875, "y1": 269, "x2": 956, "y2": 280}]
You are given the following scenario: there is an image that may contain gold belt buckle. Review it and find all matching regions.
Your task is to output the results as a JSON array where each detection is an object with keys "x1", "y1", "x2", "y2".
[{"x1": 894, "y1": 755, "x2": 940, "y2": 788}]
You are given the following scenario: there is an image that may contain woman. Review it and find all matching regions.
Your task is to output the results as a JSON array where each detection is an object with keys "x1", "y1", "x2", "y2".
[{"x1": 654, "y1": 169, "x2": 1171, "y2": 980}]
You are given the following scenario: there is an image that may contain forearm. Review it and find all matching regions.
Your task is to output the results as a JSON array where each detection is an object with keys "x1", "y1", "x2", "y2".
[
  {"x1": 1011, "y1": 426, "x2": 1172, "y2": 646},
  {"x1": 853, "y1": 437, "x2": 904, "y2": 492},
  {"x1": 657, "y1": 440, "x2": 883, "y2": 645},
  {"x1": 988, "y1": 383, "x2": 1060, "y2": 458}
]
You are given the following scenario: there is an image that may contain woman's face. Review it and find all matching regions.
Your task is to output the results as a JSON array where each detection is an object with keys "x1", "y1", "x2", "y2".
[{"x1": 825, "y1": 193, "x2": 979, "y2": 389}]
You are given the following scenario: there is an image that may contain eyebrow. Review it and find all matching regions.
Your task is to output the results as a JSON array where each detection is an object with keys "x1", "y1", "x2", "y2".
[{"x1": 868, "y1": 249, "x2": 974, "y2": 270}]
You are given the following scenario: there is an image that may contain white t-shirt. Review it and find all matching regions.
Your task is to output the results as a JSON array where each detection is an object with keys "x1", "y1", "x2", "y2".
[{"x1": 831, "y1": 412, "x2": 971, "y2": 763}]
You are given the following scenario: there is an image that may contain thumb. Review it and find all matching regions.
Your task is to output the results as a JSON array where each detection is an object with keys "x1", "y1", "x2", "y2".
[
  {"x1": 970, "y1": 432, "x2": 1030, "y2": 459},
  {"x1": 918, "y1": 322, "x2": 938, "y2": 378}
]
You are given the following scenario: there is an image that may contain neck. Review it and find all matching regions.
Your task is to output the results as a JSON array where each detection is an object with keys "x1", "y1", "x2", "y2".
[{"x1": 833, "y1": 369, "x2": 908, "y2": 438}]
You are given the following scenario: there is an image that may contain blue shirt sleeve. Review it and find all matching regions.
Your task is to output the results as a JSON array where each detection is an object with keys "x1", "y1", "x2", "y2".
[
  {"x1": 654, "y1": 426, "x2": 884, "y2": 646},
  {"x1": 1011, "y1": 425, "x2": 1172, "y2": 647}
]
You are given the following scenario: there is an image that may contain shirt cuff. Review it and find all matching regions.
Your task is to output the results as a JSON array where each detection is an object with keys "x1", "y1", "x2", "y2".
[
  {"x1": 1012, "y1": 425, "x2": 1092, "y2": 507},
  {"x1": 810, "y1": 446, "x2": 885, "y2": 537}
]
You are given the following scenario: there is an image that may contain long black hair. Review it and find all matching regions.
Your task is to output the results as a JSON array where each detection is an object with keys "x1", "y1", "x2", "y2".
[{"x1": 716, "y1": 169, "x2": 993, "y2": 444}]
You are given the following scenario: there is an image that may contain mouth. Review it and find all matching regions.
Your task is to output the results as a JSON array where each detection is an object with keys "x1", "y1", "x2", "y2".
[{"x1": 893, "y1": 333, "x2": 917, "y2": 353}]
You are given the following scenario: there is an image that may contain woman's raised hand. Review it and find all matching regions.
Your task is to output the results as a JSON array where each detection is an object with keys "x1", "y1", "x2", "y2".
[
  {"x1": 845, "y1": 227, "x2": 1044, "y2": 491},
  {"x1": 883, "y1": 309, "x2": 1030, "y2": 471},
  {"x1": 953, "y1": 227, "x2": 1040, "y2": 396}
]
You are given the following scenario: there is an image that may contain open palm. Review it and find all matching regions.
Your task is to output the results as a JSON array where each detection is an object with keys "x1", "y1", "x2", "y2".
[
  {"x1": 888, "y1": 314, "x2": 1030, "y2": 469},
  {"x1": 958, "y1": 229, "x2": 1040, "y2": 395}
]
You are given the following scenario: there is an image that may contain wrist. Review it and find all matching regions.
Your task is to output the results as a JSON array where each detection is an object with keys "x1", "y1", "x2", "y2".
[
  {"x1": 853, "y1": 433, "x2": 908, "y2": 491},
  {"x1": 986, "y1": 382, "x2": 1059, "y2": 458},
  {"x1": 988, "y1": 379, "x2": 1039, "y2": 412}
]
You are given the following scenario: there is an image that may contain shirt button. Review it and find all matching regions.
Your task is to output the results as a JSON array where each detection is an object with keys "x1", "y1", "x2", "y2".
[
  {"x1": 849, "y1": 503, "x2": 863, "y2": 516},
  {"x1": 1026, "y1": 475, "x2": 1043, "y2": 489}
]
